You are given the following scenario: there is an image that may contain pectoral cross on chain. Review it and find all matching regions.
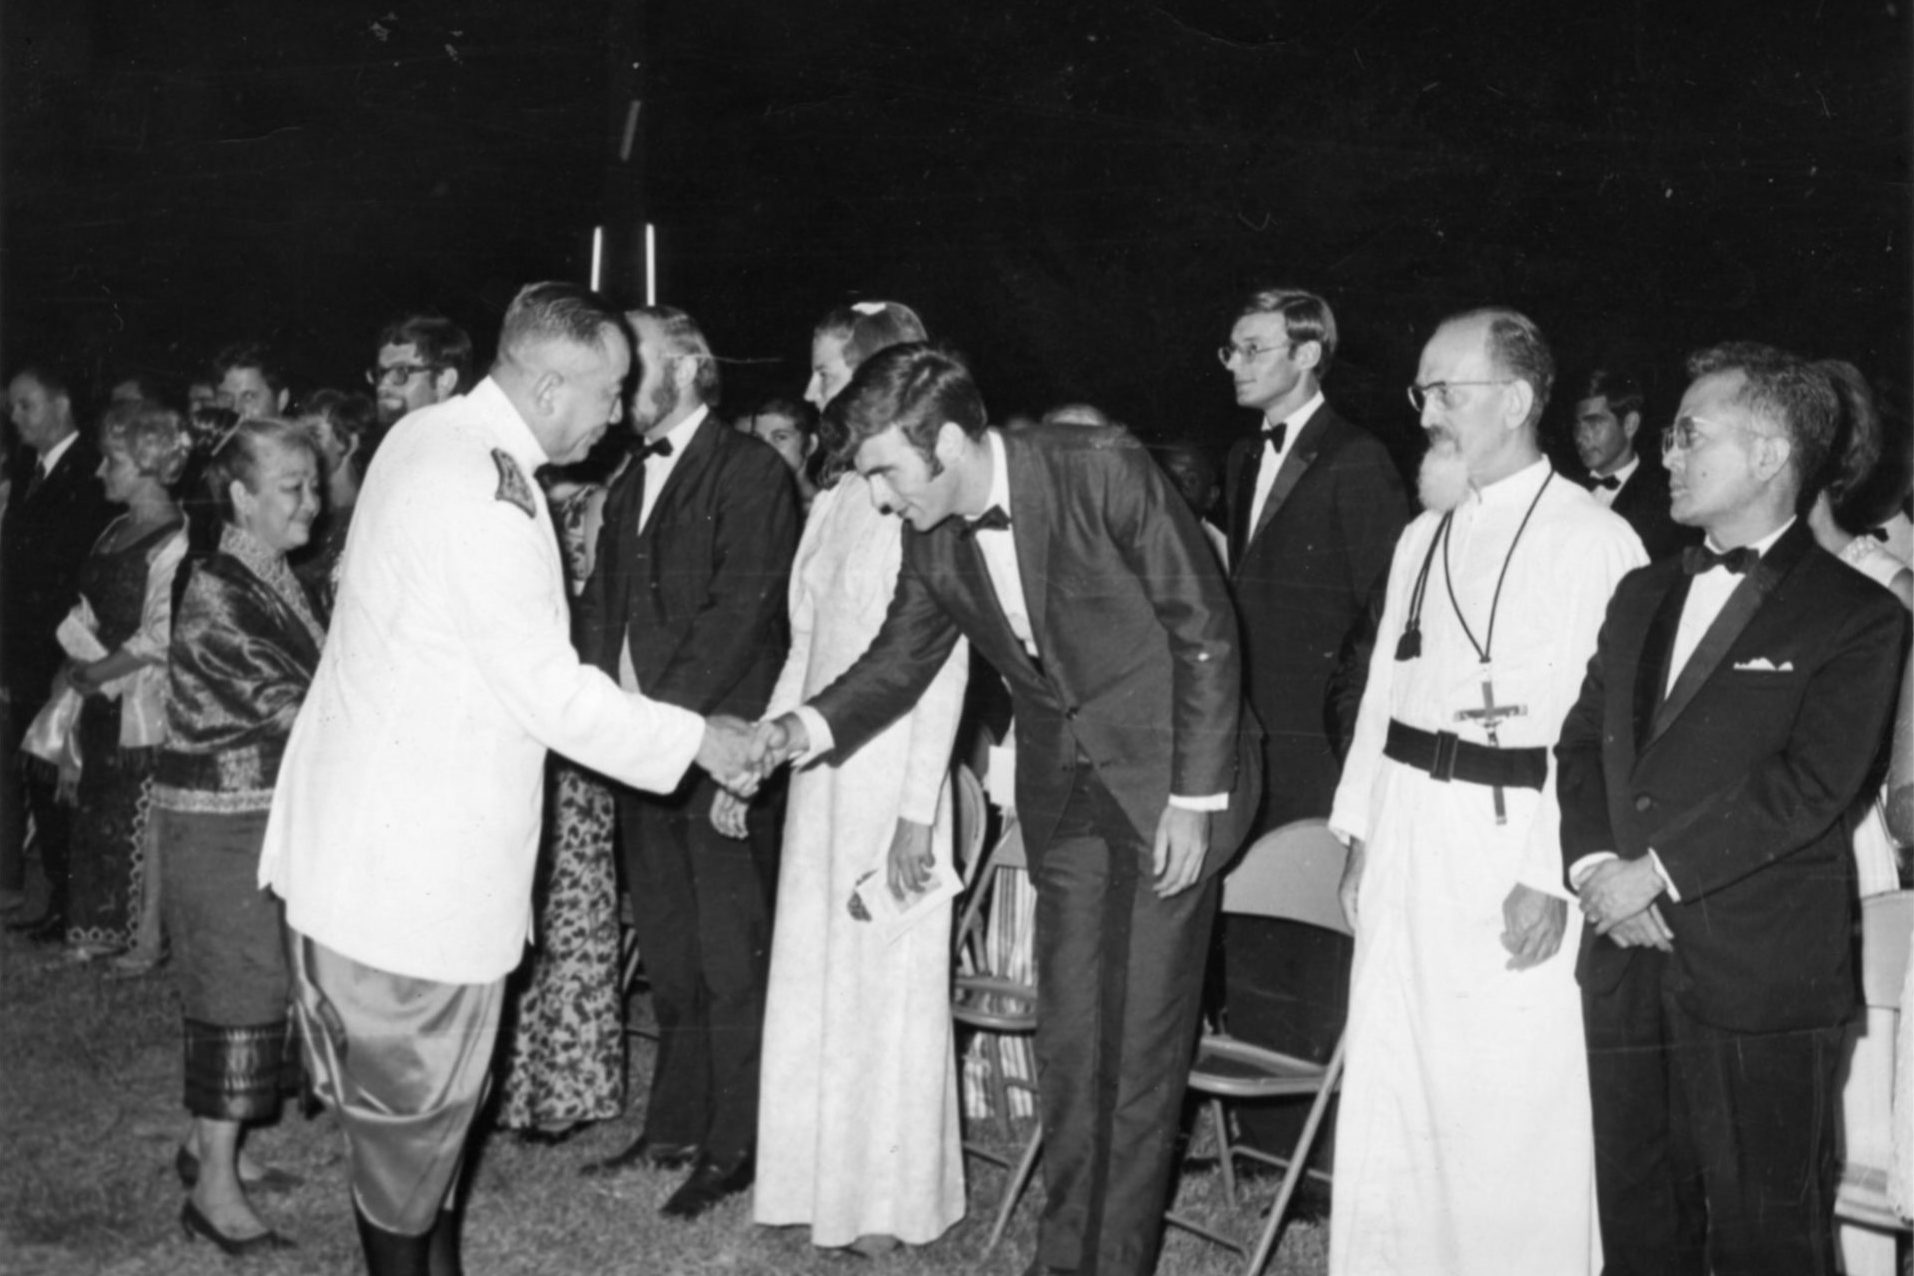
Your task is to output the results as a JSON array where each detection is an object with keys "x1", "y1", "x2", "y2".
[{"x1": 1454, "y1": 664, "x2": 1527, "y2": 824}]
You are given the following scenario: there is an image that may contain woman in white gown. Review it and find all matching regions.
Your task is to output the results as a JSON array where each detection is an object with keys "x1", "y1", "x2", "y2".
[{"x1": 727, "y1": 303, "x2": 969, "y2": 1257}]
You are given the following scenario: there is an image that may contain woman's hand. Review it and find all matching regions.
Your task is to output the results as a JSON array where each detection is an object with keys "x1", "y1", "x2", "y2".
[
  {"x1": 67, "y1": 659, "x2": 108, "y2": 698},
  {"x1": 709, "y1": 788, "x2": 750, "y2": 840},
  {"x1": 885, "y1": 819, "x2": 935, "y2": 902}
]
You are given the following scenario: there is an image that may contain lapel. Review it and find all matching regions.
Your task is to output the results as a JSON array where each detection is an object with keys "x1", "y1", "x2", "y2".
[
  {"x1": 1643, "y1": 521, "x2": 1809, "y2": 750},
  {"x1": 1632, "y1": 572, "x2": 1687, "y2": 754},
  {"x1": 1228, "y1": 440, "x2": 1258, "y2": 569},
  {"x1": 1000, "y1": 430, "x2": 1051, "y2": 668},
  {"x1": 1246, "y1": 403, "x2": 1334, "y2": 554},
  {"x1": 636, "y1": 415, "x2": 714, "y2": 544}
]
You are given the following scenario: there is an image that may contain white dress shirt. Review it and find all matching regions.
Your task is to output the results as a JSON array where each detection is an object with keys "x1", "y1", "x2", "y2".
[
  {"x1": 1247, "y1": 389, "x2": 1325, "y2": 534},
  {"x1": 1588, "y1": 454, "x2": 1639, "y2": 508},
  {"x1": 636, "y1": 404, "x2": 710, "y2": 534}
]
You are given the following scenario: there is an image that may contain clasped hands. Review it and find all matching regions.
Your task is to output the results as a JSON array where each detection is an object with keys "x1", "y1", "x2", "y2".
[
  {"x1": 1576, "y1": 856, "x2": 1674, "y2": 952},
  {"x1": 696, "y1": 712, "x2": 809, "y2": 802}
]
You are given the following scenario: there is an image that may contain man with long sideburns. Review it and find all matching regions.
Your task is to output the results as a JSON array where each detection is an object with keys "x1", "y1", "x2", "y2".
[
  {"x1": 751, "y1": 344, "x2": 1260, "y2": 1275},
  {"x1": 260, "y1": 284, "x2": 760, "y2": 1276},
  {"x1": 1327, "y1": 308, "x2": 1644, "y2": 1274}
]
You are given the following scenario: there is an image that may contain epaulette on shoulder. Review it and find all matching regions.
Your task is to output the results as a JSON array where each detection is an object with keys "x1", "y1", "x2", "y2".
[{"x1": 492, "y1": 448, "x2": 536, "y2": 518}]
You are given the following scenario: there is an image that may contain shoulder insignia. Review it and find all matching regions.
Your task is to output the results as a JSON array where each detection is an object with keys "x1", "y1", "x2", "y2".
[{"x1": 492, "y1": 449, "x2": 536, "y2": 518}]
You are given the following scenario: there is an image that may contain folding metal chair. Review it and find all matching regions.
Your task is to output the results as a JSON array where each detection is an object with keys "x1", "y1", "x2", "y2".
[
  {"x1": 952, "y1": 813, "x2": 1043, "y2": 1257},
  {"x1": 1165, "y1": 818, "x2": 1351, "y2": 1276}
]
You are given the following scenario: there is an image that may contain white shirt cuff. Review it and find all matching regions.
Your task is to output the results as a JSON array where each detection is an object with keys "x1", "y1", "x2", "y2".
[
  {"x1": 1647, "y1": 849, "x2": 1680, "y2": 901},
  {"x1": 1568, "y1": 851, "x2": 1617, "y2": 891},
  {"x1": 791, "y1": 704, "x2": 834, "y2": 765},
  {"x1": 1169, "y1": 792, "x2": 1227, "y2": 813}
]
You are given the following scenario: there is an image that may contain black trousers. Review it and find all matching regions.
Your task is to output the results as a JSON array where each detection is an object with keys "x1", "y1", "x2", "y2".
[
  {"x1": 1583, "y1": 952, "x2": 1845, "y2": 1276},
  {"x1": 1031, "y1": 764, "x2": 1218, "y2": 1276},
  {"x1": 617, "y1": 772, "x2": 778, "y2": 1167}
]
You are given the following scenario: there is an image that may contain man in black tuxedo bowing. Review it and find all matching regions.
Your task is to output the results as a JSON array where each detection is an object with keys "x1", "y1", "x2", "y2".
[
  {"x1": 577, "y1": 305, "x2": 799, "y2": 1216},
  {"x1": 1558, "y1": 343, "x2": 1907, "y2": 1276},
  {"x1": 1570, "y1": 365, "x2": 1699, "y2": 562},
  {"x1": 757, "y1": 344, "x2": 1258, "y2": 1276}
]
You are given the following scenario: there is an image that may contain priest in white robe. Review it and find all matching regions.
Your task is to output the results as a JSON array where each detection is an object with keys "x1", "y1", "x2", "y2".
[{"x1": 1328, "y1": 308, "x2": 1645, "y2": 1275}]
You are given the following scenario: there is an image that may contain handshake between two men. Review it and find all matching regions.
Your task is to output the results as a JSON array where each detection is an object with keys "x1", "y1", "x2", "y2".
[{"x1": 694, "y1": 712, "x2": 810, "y2": 799}]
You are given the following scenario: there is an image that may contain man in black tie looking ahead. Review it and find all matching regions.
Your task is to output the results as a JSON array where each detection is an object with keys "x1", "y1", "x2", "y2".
[
  {"x1": 1217, "y1": 287, "x2": 1406, "y2": 1157},
  {"x1": 1559, "y1": 343, "x2": 1907, "y2": 1275},
  {"x1": 753, "y1": 344, "x2": 1260, "y2": 1276},
  {"x1": 1571, "y1": 366, "x2": 1698, "y2": 561},
  {"x1": 577, "y1": 305, "x2": 798, "y2": 1218}
]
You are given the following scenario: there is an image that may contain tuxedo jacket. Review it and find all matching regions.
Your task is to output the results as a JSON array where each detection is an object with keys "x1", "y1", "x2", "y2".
[
  {"x1": 577, "y1": 417, "x2": 799, "y2": 727},
  {"x1": 1557, "y1": 521, "x2": 1907, "y2": 1033},
  {"x1": 1223, "y1": 403, "x2": 1405, "y2": 824},
  {"x1": 0, "y1": 436, "x2": 114, "y2": 712},
  {"x1": 811, "y1": 425, "x2": 1261, "y2": 873},
  {"x1": 1602, "y1": 461, "x2": 1698, "y2": 563}
]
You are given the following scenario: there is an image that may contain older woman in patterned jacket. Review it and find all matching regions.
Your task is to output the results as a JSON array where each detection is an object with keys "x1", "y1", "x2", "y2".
[{"x1": 155, "y1": 416, "x2": 324, "y2": 1256}]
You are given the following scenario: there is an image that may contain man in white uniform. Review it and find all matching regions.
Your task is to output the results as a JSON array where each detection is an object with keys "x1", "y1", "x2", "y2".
[
  {"x1": 1328, "y1": 308, "x2": 1644, "y2": 1275},
  {"x1": 259, "y1": 282, "x2": 757, "y2": 1276}
]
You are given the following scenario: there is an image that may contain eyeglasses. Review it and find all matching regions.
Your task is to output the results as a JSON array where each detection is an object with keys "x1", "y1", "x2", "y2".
[
  {"x1": 1217, "y1": 341, "x2": 1293, "y2": 367},
  {"x1": 366, "y1": 362, "x2": 439, "y2": 388},
  {"x1": 1659, "y1": 415, "x2": 1770, "y2": 456},
  {"x1": 1405, "y1": 380, "x2": 1515, "y2": 413}
]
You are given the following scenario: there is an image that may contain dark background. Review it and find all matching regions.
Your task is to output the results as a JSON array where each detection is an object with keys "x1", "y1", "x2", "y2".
[{"x1": 4, "y1": 0, "x2": 1908, "y2": 473}]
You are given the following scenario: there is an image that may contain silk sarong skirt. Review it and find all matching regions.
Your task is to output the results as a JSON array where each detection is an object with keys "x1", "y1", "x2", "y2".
[{"x1": 159, "y1": 806, "x2": 289, "y2": 1023}]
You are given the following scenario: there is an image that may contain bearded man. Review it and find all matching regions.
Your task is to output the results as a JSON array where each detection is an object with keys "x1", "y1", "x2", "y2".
[{"x1": 1325, "y1": 308, "x2": 1645, "y2": 1274}]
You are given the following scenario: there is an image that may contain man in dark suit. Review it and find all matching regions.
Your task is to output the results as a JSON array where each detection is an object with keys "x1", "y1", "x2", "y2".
[
  {"x1": 576, "y1": 305, "x2": 799, "y2": 1218},
  {"x1": 1218, "y1": 287, "x2": 1406, "y2": 1154},
  {"x1": 756, "y1": 344, "x2": 1259, "y2": 1276},
  {"x1": 1558, "y1": 342, "x2": 1907, "y2": 1276},
  {"x1": 1571, "y1": 366, "x2": 1699, "y2": 562},
  {"x1": 1, "y1": 365, "x2": 113, "y2": 932}
]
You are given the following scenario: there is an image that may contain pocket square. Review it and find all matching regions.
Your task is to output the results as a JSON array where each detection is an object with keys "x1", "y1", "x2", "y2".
[{"x1": 1732, "y1": 657, "x2": 1792, "y2": 672}]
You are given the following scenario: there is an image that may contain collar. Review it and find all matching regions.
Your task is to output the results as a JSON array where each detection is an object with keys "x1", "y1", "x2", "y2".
[
  {"x1": 1705, "y1": 516, "x2": 1794, "y2": 559},
  {"x1": 977, "y1": 428, "x2": 1011, "y2": 519},
  {"x1": 650, "y1": 404, "x2": 709, "y2": 457},
  {"x1": 1472, "y1": 454, "x2": 1553, "y2": 510},
  {"x1": 1594, "y1": 454, "x2": 1640, "y2": 487},
  {"x1": 471, "y1": 376, "x2": 551, "y2": 472},
  {"x1": 1264, "y1": 389, "x2": 1325, "y2": 438},
  {"x1": 37, "y1": 431, "x2": 78, "y2": 473}
]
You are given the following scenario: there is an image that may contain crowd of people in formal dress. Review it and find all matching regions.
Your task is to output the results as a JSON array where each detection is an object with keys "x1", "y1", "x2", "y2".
[{"x1": 1, "y1": 281, "x2": 1909, "y2": 1276}]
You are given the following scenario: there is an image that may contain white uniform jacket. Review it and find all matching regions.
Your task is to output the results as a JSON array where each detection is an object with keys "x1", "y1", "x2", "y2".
[{"x1": 260, "y1": 377, "x2": 706, "y2": 983}]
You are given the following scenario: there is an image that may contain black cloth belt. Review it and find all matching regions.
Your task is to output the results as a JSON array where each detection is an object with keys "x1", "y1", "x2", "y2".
[{"x1": 1383, "y1": 719, "x2": 1547, "y2": 791}]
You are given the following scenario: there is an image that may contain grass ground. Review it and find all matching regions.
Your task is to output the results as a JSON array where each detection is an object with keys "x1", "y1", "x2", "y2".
[{"x1": 0, "y1": 933, "x2": 1327, "y2": 1276}]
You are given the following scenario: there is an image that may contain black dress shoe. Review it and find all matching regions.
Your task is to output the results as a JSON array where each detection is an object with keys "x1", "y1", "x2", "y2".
[
  {"x1": 660, "y1": 1153, "x2": 754, "y2": 1220},
  {"x1": 580, "y1": 1133, "x2": 701, "y2": 1178},
  {"x1": 179, "y1": 1199, "x2": 296, "y2": 1256},
  {"x1": 6, "y1": 914, "x2": 64, "y2": 942}
]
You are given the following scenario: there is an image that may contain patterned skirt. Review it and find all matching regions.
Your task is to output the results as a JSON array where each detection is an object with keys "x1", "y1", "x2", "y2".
[
  {"x1": 66, "y1": 697, "x2": 156, "y2": 952},
  {"x1": 496, "y1": 762, "x2": 624, "y2": 1130}
]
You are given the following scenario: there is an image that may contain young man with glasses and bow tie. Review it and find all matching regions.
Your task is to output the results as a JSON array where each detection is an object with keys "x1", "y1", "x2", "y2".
[
  {"x1": 1215, "y1": 287, "x2": 1407, "y2": 1168},
  {"x1": 369, "y1": 314, "x2": 472, "y2": 426},
  {"x1": 1558, "y1": 343, "x2": 1906, "y2": 1276},
  {"x1": 1572, "y1": 365, "x2": 1699, "y2": 562}
]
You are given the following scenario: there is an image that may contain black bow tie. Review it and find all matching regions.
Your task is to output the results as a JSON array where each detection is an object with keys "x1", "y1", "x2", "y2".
[
  {"x1": 1682, "y1": 544, "x2": 1758, "y2": 576},
  {"x1": 1592, "y1": 474, "x2": 1621, "y2": 491},
  {"x1": 633, "y1": 436, "x2": 674, "y2": 461},
  {"x1": 1261, "y1": 421, "x2": 1288, "y2": 451},
  {"x1": 961, "y1": 505, "x2": 1011, "y2": 536}
]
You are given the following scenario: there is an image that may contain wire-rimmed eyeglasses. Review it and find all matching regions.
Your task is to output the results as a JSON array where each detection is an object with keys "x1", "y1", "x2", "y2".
[{"x1": 1405, "y1": 380, "x2": 1515, "y2": 413}]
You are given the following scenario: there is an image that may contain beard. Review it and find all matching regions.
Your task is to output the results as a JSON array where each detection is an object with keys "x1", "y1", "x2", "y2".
[
  {"x1": 1417, "y1": 436, "x2": 1473, "y2": 512},
  {"x1": 631, "y1": 375, "x2": 681, "y2": 432}
]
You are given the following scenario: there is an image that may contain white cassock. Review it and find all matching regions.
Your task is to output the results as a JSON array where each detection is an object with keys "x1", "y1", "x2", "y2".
[{"x1": 1328, "y1": 458, "x2": 1645, "y2": 1276}]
